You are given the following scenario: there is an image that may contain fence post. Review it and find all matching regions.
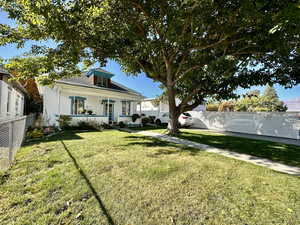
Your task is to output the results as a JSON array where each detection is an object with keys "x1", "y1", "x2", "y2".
[{"x1": 8, "y1": 120, "x2": 14, "y2": 163}]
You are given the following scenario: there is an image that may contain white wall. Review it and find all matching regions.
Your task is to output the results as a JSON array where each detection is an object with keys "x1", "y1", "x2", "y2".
[
  {"x1": 139, "y1": 99, "x2": 206, "y2": 117},
  {"x1": 0, "y1": 80, "x2": 25, "y2": 119},
  {"x1": 42, "y1": 86, "x2": 140, "y2": 126},
  {"x1": 188, "y1": 111, "x2": 300, "y2": 140}
]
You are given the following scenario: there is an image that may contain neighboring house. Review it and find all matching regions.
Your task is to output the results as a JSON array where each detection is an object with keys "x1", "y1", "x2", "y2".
[
  {"x1": 38, "y1": 68, "x2": 144, "y2": 126},
  {"x1": 0, "y1": 67, "x2": 27, "y2": 120},
  {"x1": 139, "y1": 98, "x2": 206, "y2": 117},
  {"x1": 285, "y1": 97, "x2": 300, "y2": 112}
]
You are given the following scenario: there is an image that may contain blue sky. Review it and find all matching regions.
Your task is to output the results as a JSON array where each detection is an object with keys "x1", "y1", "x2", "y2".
[{"x1": 0, "y1": 11, "x2": 299, "y2": 100}]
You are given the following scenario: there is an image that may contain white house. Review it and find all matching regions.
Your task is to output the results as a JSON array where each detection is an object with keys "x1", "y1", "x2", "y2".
[
  {"x1": 38, "y1": 68, "x2": 144, "y2": 126},
  {"x1": 285, "y1": 97, "x2": 300, "y2": 112},
  {"x1": 139, "y1": 98, "x2": 206, "y2": 117},
  {"x1": 0, "y1": 67, "x2": 27, "y2": 121}
]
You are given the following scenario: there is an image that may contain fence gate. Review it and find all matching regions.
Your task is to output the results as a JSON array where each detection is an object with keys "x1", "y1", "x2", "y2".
[{"x1": 0, "y1": 115, "x2": 35, "y2": 170}]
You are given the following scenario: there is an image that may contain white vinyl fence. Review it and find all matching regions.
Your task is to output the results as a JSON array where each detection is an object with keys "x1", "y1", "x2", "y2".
[
  {"x1": 0, "y1": 114, "x2": 36, "y2": 170},
  {"x1": 188, "y1": 111, "x2": 300, "y2": 140}
]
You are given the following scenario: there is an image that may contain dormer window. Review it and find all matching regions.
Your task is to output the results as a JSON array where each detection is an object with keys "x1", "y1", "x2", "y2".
[
  {"x1": 96, "y1": 76, "x2": 109, "y2": 88},
  {"x1": 86, "y1": 68, "x2": 114, "y2": 88}
]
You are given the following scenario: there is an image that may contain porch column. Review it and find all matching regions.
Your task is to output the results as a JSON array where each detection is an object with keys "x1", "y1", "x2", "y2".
[
  {"x1": 139, "y1": 101, "x2": 142, "y2": 115},
  {"x1": 107, "y1": 98, "x2": 110, "y2": 115}
]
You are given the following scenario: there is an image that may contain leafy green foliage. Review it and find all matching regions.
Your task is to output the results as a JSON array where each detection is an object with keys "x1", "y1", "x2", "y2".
[
  {"x1": 57, "y1": 115, "x2": 72, "y2": 129},
  {"x1": 0, "y1": 0, "x2": 299, "y2": 132},
  {"x1": 131, "y1": 113, "x2": 140, "y2": 122},
  {"x1": 234, "y1": 86, "x2": 287, "y2": 112}
]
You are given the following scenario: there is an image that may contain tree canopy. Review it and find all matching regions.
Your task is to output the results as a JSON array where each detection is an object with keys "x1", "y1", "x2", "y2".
[{"x1": 1, "y1": 0, "x2": 299, "y2": 133}]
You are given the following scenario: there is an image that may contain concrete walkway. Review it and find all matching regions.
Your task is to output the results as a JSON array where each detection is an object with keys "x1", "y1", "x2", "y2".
[
  {"x1": 189, "y1": 128, "x2": 300, "y2": 146},
  {"x1": 121, "y1": 128, "x2": 300, "y2": 176}
]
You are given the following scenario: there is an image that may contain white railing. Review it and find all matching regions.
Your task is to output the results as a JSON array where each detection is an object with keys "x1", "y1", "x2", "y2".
[
  {"x1": 188, "y1": 111, "x2": 300, "y2": 140},
  {"x1": 0, "y1": 115, "x2": 36, "y2": 170}
]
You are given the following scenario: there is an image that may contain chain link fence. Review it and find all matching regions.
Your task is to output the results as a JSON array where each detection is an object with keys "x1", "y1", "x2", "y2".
[{"x1": 0, "y1": 114, "x2": 36, "y2": 170}]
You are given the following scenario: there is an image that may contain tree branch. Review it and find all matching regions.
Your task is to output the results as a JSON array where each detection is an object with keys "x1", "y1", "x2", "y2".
[{"x1": 173, "y1": 64, "x2": 203, "y2": 85}]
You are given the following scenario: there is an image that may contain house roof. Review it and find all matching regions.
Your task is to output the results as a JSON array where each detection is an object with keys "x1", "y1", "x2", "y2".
[
  {"x1": 86, "y1": 68, "x2": 114, "y2": 79},
  {"x1": 57, "y1": 74, "x2": 144, "y2": 97},
  {"x1": 0, "y1": 67, "x2": 10, "y2": 75},
  {"x1": 0, "y1": 67, "x2": 28, "y2": 95}
]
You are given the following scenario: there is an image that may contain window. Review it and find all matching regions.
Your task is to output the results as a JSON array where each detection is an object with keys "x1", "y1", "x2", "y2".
[
  {"x1": 96, "y1": 76, "x2": 108, "y2": 87},
  {"x1": 73, "y1": 99, "x2": 85, "y2": 114},
  {"x1": 70, "y1": 96, "x2": 86, "y2": 114},
  {"x1": 122, "y1": 101, "x2": 131, "y2": 116},
  {"x1": 15, "y1": 95, "x2": 20, "y2": 116},
  {"x1": 7, "y1": 89, "x2": 11, "y2": 113}
]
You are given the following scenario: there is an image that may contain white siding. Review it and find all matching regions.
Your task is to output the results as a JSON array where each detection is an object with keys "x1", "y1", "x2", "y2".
[
  {"x1": 41, "y1": 84, "x2": 142, "y2": 126},
  {"x1": 0, "y1": 80, "x2": 25, "y2": 120}
]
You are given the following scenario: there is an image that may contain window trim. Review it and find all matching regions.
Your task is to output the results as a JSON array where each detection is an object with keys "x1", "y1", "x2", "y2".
[
  {"x1": 69, "y1": 96, "x2": 87, "y2": 115},
  {"x1": 121, "y1": 101, "x2": 131, "y2": 116}
]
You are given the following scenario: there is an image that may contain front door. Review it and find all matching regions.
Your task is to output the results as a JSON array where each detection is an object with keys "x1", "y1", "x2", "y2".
[{"x1": 105, "y1": 103, "x2": 114, "y2": 123}]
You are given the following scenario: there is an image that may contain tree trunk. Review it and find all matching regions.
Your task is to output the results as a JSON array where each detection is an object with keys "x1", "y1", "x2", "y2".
[{"x1": 167, "y1": 86, "x2": 180, "y2": 135}]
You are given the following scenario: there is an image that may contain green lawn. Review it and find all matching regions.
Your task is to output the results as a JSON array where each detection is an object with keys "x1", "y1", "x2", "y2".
[
  {"x1": 1, "y1": 130, "x2": 300, "y2": 225},
  {"x1": 132, "y1": 127, "x2": 300, "y2": 168}
]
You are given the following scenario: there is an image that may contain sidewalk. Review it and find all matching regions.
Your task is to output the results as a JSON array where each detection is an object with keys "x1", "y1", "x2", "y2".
[{"x1": 121, "y1": 128, "x2": 300, "y2": 176}]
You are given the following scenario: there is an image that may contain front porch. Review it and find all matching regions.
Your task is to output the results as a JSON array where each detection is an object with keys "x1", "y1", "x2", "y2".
[
  {"x1": 66, "y1": 114, "x2": 141, "y2": 126},
  {"x1": 57, "y1": 94, "x2": 143, "y2": 126}
]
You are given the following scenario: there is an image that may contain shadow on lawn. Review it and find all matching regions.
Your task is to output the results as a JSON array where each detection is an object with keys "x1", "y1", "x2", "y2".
[
  {"x1": 176, "y1": 131, "x2": 300, "y2": 168},
  {"x1": 23, "y1": 131, "x2": 84, "y2": 147},
  {"x1": 60, "y1": 140, "x2": 115, "y2": 225},
  {"x1": 124, "y1": 135, "x2": 201, "y2": 156}
]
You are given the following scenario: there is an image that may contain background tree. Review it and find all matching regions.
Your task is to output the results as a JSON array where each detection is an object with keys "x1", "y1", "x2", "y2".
[
  {"x1": 260, "y1": 85, "x2": 287, "y2": 112},
  {"x1": 234, "y1": 85, "x2": 287, "y2": 112},
  {"x1": 0, "y1": 0, "x2": 299, "y2": 133}
]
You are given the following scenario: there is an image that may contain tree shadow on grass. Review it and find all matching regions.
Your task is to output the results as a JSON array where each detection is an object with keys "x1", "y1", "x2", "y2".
[
  {"x1": 60, "y1": 140, "x2": 116, "y2": 225},
  {"x1": 124, "y1": 135, "x2": 203, "y2": 156},
  {"x1": 22, "y1": 131, "x2": 84, "y2": 147},
  {"x1": 176, "y1": 131, "x2": 300, "y2": 168}
]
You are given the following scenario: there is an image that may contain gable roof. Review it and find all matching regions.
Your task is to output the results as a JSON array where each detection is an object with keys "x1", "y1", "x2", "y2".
[
  {"x1": 57, "y1": 74, "x2": 143, "y2": 97},
  {"x1": 0, "y1": 67, "x2": 28, "y2": 95},
  {"x1": 0, "y1": 67, "x2": 10, "y2": 75}
]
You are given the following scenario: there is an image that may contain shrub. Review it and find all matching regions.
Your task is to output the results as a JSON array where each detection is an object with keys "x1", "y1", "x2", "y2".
[
  {"x1": 87, "y1": 110, "x2": 93, "y2": 115},
  {"x1": 141, "y1": 117, "x2": 150, "y2": 126},
  {"x1": 27, "y1": 129, "x2": 44, "y2": 139},
  {"x1": 76, "y1": 121, "x2": 103, "y2": 131},
  {"x1": 119, "y1": 121, "x2": 126, "y2": 128},
  {"x1": 102, "y1": 123, "x2": 113, "y2": 129},
  {"x1": 149, "y1": 116, "x2": 156, "y2": 124},
  {"x1": 218, "y1": 101, "x2": 235, "y2": 112},
  {"x1": 206, "y1": 103, "x2": 219, "y2": 111},
  {"x1": 132, "y1": 114, "x2": 140, "y2": 122},
  {"x1": 57, "y1": 115, "x2": 72, "y2": 129}
]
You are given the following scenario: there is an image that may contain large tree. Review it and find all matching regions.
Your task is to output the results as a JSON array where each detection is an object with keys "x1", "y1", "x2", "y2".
[{"x1": 1, "y1": 0, "x2": 299, "y2": 133}]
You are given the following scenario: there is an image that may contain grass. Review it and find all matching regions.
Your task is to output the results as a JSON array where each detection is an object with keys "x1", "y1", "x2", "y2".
[
  {"x1": 132, "y1": 126, "x2": 300, "y2": 168},
  {"x1": 0, "y1": 130, "x2": 300, "y2": 224}
]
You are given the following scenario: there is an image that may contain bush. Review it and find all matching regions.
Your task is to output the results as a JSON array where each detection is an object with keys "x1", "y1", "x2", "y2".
[
  {"x1": 141, "y1": 117, "x2": 150, "y2": 126},
  {"x1": 132, "y1": 114, "x2": 140, "y2": 122},
  {"x1": 206, "y1": 103, "x2": 219, "y2": 111},
  {"x1": 119, "y1": 121, "x2": 126, "y2": 128},
  {"x1": 27, "y1": 129, "x2": 44, "y2": 139},
  {"x1": 149, "y1": 116, "x2": 156, "y2": 124},
  {"x1": 57, "y1": 115, "x2": 72, "y2": 129},
  {"x1": 77, "y1": 121, "x2": 103, "y2": 131},
  {"x1": 218, "y1": 101, "x2": 235, "y2": 112}
]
